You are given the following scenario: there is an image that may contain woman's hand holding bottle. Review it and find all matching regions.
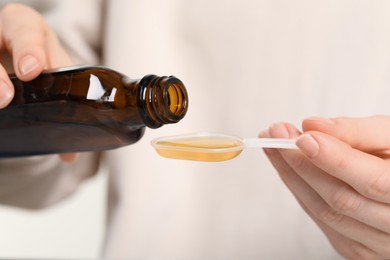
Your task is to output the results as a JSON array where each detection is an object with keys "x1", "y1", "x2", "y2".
[{"x1": 0, "y1": 3, "x2": 75, "y2": 162}]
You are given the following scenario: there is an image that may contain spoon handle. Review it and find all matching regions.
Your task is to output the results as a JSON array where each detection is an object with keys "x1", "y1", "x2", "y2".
[{"x1": 243, "y1": 138, "x2": 297, "y2": 149}]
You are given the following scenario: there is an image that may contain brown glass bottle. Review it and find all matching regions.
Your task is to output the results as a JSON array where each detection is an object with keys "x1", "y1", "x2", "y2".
[{"x1": 0, "y1": 66, "x2": 188, "y2": 158}]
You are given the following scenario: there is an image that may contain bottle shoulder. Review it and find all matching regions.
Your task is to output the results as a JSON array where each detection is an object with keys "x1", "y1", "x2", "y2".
[
  {"x1": 47, "y1": 65, "x2": 121, "y2": 75},
  {"x1": 9, "y1": 65, "x2": 131, "y2": 108}
]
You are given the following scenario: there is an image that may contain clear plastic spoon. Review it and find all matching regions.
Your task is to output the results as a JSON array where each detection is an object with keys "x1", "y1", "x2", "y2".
[{"x1": 151, "y1": 132, "x2": 297, "y2": 162}]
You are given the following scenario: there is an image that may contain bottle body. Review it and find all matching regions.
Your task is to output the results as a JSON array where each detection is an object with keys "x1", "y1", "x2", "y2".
[{"x1": 0, "y1": 66, "x2": 188, "y2": 158}]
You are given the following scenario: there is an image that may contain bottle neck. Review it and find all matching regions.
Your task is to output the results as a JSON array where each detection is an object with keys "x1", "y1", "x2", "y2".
[{"x1": 136, "y1": 74, "x2": 188, "y2": 128}]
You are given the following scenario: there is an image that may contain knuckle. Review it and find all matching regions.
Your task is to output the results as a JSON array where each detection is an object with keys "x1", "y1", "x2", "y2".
[
  {"x1": 313, "y1": 201, "x2": 345, "y2": 225},
  {"x1": 332, "y1": 234, "x2": 382, "y2": 260},
  {"x1": 364, "y1": 172, "x2": 390, "y2": 201},
  {"x1": 289, "y1": 153, "x2": 308, "y2": 171},
  {"x1": 346, "y1": 246, "x2": 380, "y2": 260},
  {"x1": 328, "y1": 186, "x2": 362, "y2": 213}
]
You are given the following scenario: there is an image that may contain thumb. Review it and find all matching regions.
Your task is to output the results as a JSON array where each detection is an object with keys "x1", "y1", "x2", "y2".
[{"x1": 302, "y1": 115, "x2": 390, "y2": 153}]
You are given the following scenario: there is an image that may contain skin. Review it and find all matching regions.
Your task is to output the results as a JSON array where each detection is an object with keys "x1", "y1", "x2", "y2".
[
  {"x1": 0, "y1": 3, "x2": 76, "y2": 162},
  {"x1": 261, "y1": 115, "x2": 390, "y2": 259}
]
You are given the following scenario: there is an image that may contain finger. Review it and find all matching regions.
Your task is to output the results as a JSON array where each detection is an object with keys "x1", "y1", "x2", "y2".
[
  {"x1": 0, "y1": 4, "x2": 48, "y2": 80},
  {"x1": 270, "y1": 123, "x2": 390, "y2": 257},
  {"x1": 284, "y1": 145, "x2": 390, "y2": 234},
  {"x1": 261, "y1": 131, "x2": 373, "y2": 259},
  {"x1": 291, "y1": 177, "x2": 390, "y2": 258},
  {"x1": 302, "y1": 115, "x2": 390, "y2": 155},
  {"x1": 45, "y1": 29, "x2": 73, "y2": 68},
  {"x1": 59, "y1": 153, "x2": 78, "y2": 163},
  {"x1": 260, "y1": 122, "x2": 303, "y2": 188},
  {"x1": 0, "y1": 63, "x2": 13, "y2": 108},
  {"x1": 264, "y1": 125, "x2": 381, "y2": 256},
  {"x1": 295, "y1": 130, "x2": 390, "y2": 204},
  {"x1": 259, "y1": 127, "x2": 296, "y2": 187},
  {"x1": 273, "y1": 126, "x2": 390, "y2": 233},
  {"x1": 306, "y1": 204, "x2": 380, "y2": 260}
]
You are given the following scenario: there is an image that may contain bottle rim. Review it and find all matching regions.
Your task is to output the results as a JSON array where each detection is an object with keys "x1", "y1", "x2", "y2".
[{"x1": 139, "y1": 75, "x2": 188, "y2": 128}]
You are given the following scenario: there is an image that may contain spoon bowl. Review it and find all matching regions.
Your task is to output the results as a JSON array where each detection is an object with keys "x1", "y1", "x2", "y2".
[{"x1": 151, "y1": 132, "x2": 297, "y2": 162}]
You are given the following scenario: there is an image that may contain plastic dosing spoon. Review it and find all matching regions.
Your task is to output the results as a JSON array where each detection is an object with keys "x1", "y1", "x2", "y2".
[{"x1": 151, "y1": 132, "x2": 297, "y2": 162}]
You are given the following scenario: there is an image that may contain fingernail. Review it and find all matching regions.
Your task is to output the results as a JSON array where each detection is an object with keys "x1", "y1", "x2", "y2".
[
  {"x1": 0, "y1": 80, "x2": 13, "y2": 108},
  {"x1": 19, "y1": 55, "x2": 39, "y2": 76},
  {"x1": 296, "y1": 134, "x2": 319, "y2": 158},
  {"x1": 306, "y1": 116, "x2": 335, "y2": 125}
]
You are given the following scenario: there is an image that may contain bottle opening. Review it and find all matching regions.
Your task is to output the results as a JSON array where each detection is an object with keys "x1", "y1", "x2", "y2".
[
  {"x1": 139, "y1": 75, "x2": 188, "y2": 128},
  {"x1": 167, "y1": 83, "x2": 186, "y2": 116}
]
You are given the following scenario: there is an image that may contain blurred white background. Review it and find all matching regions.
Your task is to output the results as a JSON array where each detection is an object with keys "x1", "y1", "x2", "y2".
[{"x1": 0, "y1": 169, "x2": 107, "y2": 259}]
